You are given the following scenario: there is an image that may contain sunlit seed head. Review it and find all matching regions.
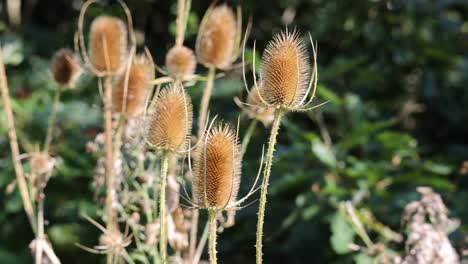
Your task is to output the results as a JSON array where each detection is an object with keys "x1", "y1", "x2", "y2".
[
  {"x1": 146, "y1": 85, "x2": 193, "y2": 153},
  {"x1": 50, "y1": 48, "x2": 81, "y2": 87},
  {"x1": 113, "y1": 56, "x2": 153, "y2": 116},
  {"x1": 259, "y1": 29, "x2": 310, "y2": 107},
  {"x1": 193, "y1": 123, "x2": 241, "y2": 210},
  {"x1": 89, "y1": 16, "x2": 128, "y2": 74},
  {"x1": 196, "y1": 4, "x2": 236, "y2": 69},
  {"x1": 165, "y1": 45, "x2": 196, "y2": 79}
]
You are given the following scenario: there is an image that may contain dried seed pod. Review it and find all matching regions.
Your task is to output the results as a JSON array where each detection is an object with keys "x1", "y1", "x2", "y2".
[
  {"x1": 113, "y1": 56, "x2": 153, "y2": 115},
  {"x1": 50, "y1": 48, "x2": 81, "y2": 87},
  {"x1": 196, "y1": 4, "x2": 236, "y2": 69},
  {"x1": 89, "y1": 16, "x2": 128, "y2": 74},
  {"x1": 193, "y1": 123, "x2": 241, "y2": 210},
  {"x1": 146, "y1": 85, "x2": 193, "y2": 152},
  {"x1": 244, "y1": 85, "x2": 275, "y2": 127},
  {"x1": 165, "y1": 45, "x2": 196, "y2": 79},
  {"x1": 259, "y1": 30, "x2": 310, "y2": 107}
]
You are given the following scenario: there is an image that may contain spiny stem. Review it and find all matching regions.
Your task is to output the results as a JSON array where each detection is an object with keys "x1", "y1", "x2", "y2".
[
  {"x1": 0, "y1": 48, "x2": 36, "y2": 234},
  {"x1": 255, "y1": 108, "x2": 282, "y2": 264},
  {"x1": 159, "y1": 151, "x2": 170, "y2": 262},
  {"x1": 190, "y1": 66, "x2": 216, "y2": 259},
  {"x1": 240, "y1": 118, "x2": 258, "y2": 158},
  {"x1": 44, "y1": 84, "x2": 62, "y2": 152},
  {"x1": 103, "y1": 75, "x2": 116, "y2": 264},
  {"x1": 208, "y1": 210, "x2": 218, "y2": 264},
  {"x1": 35, "y1": 190, "x2": 45, "y2": 264}
]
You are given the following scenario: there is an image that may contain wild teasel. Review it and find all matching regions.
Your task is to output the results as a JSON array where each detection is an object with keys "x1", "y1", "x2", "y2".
[
  {"x1": 88, "y1": 16, "x2": 128, "y2": 74},
  {"x1": 189, "y1": 119, "x2": 263, "y2": 264},
  {"x1": 196, "y1": 4, "x2": 238, "y2": 70},
  {"x1": 235, "y1": 84, "x2": 275, "y2": 127},
  {"x1": 50, "y1": 48, "x2": 81, "y2": 88},
  {"x1": 113, "y1": 55, "x2": 153, "y2": 116},
  {"x1": 244, "y1": 29, "x2": 323, "y2": 264},
  {"x1": 165, "y1": 45, "x2": 196, "y2": 80}
]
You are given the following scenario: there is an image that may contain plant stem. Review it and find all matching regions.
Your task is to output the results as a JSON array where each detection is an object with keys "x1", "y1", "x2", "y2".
[
  {"x1": 255, "y1": 108, "x2": 283, "y2": 264},
  {"x1": 0, "y1": 48, "x2": 36, "y2": 234},
  {"x1": 35, "y1": 190, "x2": 45, "y2": 264},
  {"x1": 208, "y1": 210, "x2": 218, "y2": 264},
  {"x1": 240, "y1": 119, "x2": 258, "y2": 158},
  {"x1": 175, "y1": 0, "x2": 186, "y2": 46},
  {"x1": 44, "y1": 84, "x2": 62, "y2": 152},
  {"x1": 159, "y1": 151, "x2": 170, "y2": 262},
  {"x1": 103, "y1": 75, "x2": 116, "y2": 264},
  {"x1": 192, "y1": 222, "x2": 209, "y2": 264},
  {"x1": 190, "y1": 66, "x2": 216, "y2": 259}
]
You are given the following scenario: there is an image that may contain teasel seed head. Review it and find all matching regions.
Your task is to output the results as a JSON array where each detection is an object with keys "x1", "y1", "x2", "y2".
[
  {"x1": 113, "y1": 55, "x2": 153, "y2": 116},
  {"x1": 259, "y1": 29, "x2": 310, "y2": 108},
  {"x1": 50, "y1": 48, "x2": 82, "y2": 87},
  {"x1": 165, "y1": 45, "x2": 196, "y2": 79},
  {"x1": 193, "y1": 123, "x2": 241, "y2": 210},
  {"x1": 146, "y1": 85, "x2": 193, "y2": 153},
  {"x1": 89, "y1": 16, "x2": 128, "y2": 74},
  {"x1": 196, "y1": 4, "x2": 237, "y2": 69}
]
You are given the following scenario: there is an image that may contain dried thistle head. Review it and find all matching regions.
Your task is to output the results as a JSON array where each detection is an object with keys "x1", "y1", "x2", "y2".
[
  {"x1": 89, "y1": 16, "x2": 127, "y2": 74},
  {"x1": 259, "y1": 29, "x2": 311, "y2": 108},
  {"x1": 146, "y1": 85, "x2": 193, "y2": 153},
  {"x1": 193, "y1": 123, "x2": 241, "y2": 210},
  {"x1": 113, "y1": 55, "x2": 153, "y2": 116},
  {"x1": 196, "y1": 4, "x2": 237, "y2": 69},
  {"x1": 240, "y1": 84, "x2": 275, "y2": 127},
  {"x1": 50, "y1": 48, "x2": 81, "y2": 87},
  {"x1": 165, "y1": 45, "x2": 196, "y2": 79}
]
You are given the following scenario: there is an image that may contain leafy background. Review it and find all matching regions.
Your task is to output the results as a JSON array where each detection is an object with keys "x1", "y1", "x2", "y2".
[{"x1": 1, "y1": 0, "x2": 468, "y2": 263}]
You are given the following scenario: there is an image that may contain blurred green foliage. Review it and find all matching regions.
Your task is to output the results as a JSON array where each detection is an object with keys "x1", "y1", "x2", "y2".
[{"x1": 1, "y1": 0, "x2": 468, "y2": 263}]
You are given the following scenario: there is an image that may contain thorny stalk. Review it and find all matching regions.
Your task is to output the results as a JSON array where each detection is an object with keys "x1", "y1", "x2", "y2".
[
  {"x1": 44, "y1": 84, "x2": 62, "y2": 152},
  {"x1": 208, "y1": 210, "x2": 218, "y2": 264},
  {"x1": 256, "y1": 108, "x2": 283, "y2": 264},
  {"x1": 35, "y1": 190, "x2": 45, "y2": 264},
  {"x1": 0, "y1": 47, "x2": 36, "y2": 233},
  {"x1": 159, "y1": 151, "x2": 170, "y2": 262}
]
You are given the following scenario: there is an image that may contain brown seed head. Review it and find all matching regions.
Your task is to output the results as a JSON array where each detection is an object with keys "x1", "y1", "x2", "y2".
[
  {"x1": 50, "y1": 49, "x2": 81, "y2": 87},
  {"x1": 113, "y1": 56, "x2": 153, "y2": 116},
  {"x1": 165, "y1": 45, "x2": 196, "y2": 79},
  {"x1": 259, "y1": 30, "x2": 310, "y2": 107},
  {"x1": 245, "y1": 85, "x2": 275, "y2": 126},
  {"x1": 146, "y1": 85, "x2": 193, "y2": 152},
  {"x1": 193, "y1": 123, "x2": 241, "y2": 210},
  {"x1": 196, "y1": 4, "x2": 236, "y2": 69},
  {"x1": 89, "y1": 16, "x2": 127, "y2": 74}
]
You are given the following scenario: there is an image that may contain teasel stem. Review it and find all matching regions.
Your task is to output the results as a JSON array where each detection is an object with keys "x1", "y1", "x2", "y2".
[
  {"x1": 159, "y1": 151, "x2": 170, "y2": 262},
  {"x1": 0, "y1": 48, "x2": 36, "y2": 234},
  {"x1": 103, "y1": 75, "x2": 116, "y2": 264},
  {"x1": 44, "y1": 84, "x2": 62, "y2": 152},
  {"x1": 256, "y1": 108, "x2": 283, "y2": 264},
  {"x1": 35, "y1": 189, "x2": 45, "y2": 264},
  {"x1": 175, "y1": 0, "x2": 186, "y2": 47},
  {"x1": 240, "y1": 119, "x2": 258, "y2": 158},
  {"x1": 208, "y1": 210, "x2": 218, "y2": 264},
  {"x1": 190, "y1": 66, "x2": 216, "y2": 258}
]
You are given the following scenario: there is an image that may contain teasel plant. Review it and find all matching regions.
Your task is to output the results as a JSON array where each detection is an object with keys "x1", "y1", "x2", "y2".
[
  {"x1": 76, "y1": 0, "x2": 137, "y2": 262},
  {"x1": 186, "y1": 118, "x2": 263, "y2": 264},
  {"x1": 145, "y1": 84, "x2": 193, "y2": 262},
  {"x1": 240, "y1": 28, "x2": 325, "y2": 263}
]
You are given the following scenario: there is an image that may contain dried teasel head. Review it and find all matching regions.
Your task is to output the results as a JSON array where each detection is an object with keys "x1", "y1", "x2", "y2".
[
  {"x1": 238, "y1": 84, "x2": 275, "y2": 127},
  {"x1": 89, "y1": 16, "x2": 128, "y2": 74},
  {"x1": 259, "y1": 29, "x2": 311, "y2": 108},
  {"x1": 165, "y1": 45, "x2": 196, "y2": 80},
  {"x1": 196, "y1": 4, "x2": 237, "y2": 69},
  {"x1": 113, "y1": 55, "x2": 153, "y2": 116},
  {"x1": 50, "y1": 48, "x2": 81, "y2": 87},
  {"x1": 192, "y1": 123, "x2": 241, "y2": 210},
  {"x1": 146, "y1": 85, "x2": 193, "y2": 153}
]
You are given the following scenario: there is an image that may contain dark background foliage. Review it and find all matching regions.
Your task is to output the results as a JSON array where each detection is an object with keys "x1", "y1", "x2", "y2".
[{"x1": 1, "y1": 0, "x2": 468, "y2": 263}]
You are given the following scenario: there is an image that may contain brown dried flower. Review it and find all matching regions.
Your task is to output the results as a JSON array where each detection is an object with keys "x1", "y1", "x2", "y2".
[
  {"x1": 50, "y1": 48, "x2": 81, "y2": 87},
  {"x1": 89, "y1": 16, "x2": 127, "y2": 74},
  {"x1": 196, "y1": 4, "x2": 237, "y2": 69},
  {"x1": 165, "y1": 45, "x2": 196, "y2": 79}
]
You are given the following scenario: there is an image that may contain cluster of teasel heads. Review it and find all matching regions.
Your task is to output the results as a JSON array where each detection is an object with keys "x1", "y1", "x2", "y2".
[{"x1": 0, "y1": 0, "x2": 321, "y2": 263}]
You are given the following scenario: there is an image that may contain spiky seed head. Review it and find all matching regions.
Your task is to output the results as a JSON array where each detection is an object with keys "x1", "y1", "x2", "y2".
[
  {"x1": 50, "y1": 48, "x2": 81, "y2": 87},
  {"x1": 165, "y1": 45, "x2": 196, "y2": 79},
  {"x1": 113, "y1": 56, "x2": 153, "y2": 116},
  {"x1": 245, "y1": 84, "x2": 275, "y2": 126},
  {"x1": 259, "y1": 30, "x2": 310, "y2": 107},
  {"x1": 146, "y1": 85, "x2": 193, "y2": 153},
  {"x1": 193, "y1": 123, "x2": 241, "y2": 210},
  {"x1": 89, "y1": 16, "x2": 128, "y2": 74},
  {"x1": 196, "y1": 4, "x2": 236, "y2": 69}
]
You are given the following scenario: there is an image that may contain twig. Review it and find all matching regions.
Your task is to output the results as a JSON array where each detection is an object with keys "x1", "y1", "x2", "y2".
[{"x1": 44, "y1": 84, "x2": 62, "y2": 152}]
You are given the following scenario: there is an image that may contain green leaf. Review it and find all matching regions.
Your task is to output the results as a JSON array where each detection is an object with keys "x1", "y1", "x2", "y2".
[
  {"x1": 330, "y1": 213, "x2": 355, "y2": 254},
  {"x1": 312, "y1": 139, "x2": 336, "y2": 168}
]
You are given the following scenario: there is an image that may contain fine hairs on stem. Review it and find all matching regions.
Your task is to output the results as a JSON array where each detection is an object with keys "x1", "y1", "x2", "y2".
[
  {"x1": 159, "y1": 151, "x2": 170, "y2": 261},
  {"x1": 208, "y1": 210, "x2": 218, "y2": 264}
]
